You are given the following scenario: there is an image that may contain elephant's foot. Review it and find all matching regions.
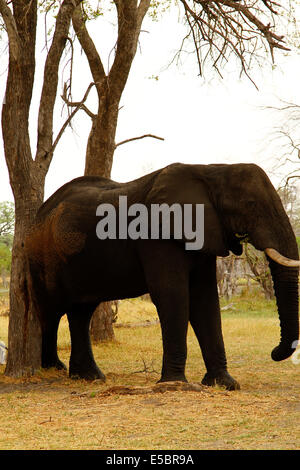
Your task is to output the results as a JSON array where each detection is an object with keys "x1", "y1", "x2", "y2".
[
  {"x1": 42, "y1": 357, "x2": 67, "y2": 371},
  {"x1": 202, "y1": 370, "x2": 240, "y2": 391},
  {"x1": 69, "y1": 361, "x2": 106, "y2": 381},
  {"x1": 157, "y1": 373, "x2": 188, "y2": 384}
]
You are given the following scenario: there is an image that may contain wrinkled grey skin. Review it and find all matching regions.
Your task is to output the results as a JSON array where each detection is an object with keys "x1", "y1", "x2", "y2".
[{"x1": 26, "y1": 163, "x2": 299, "y2": 389}]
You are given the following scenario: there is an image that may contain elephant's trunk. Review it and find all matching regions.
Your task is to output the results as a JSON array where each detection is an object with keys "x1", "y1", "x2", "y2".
[
  {"x1": 268, "y1": 259, "x2": 299, "y2": 362},
  {"x1": 265, "y1": 246, "x2": 299, "y2": 359},
  {"x1": 250, "y1": 205, "x2": 299, "y2": 361}
]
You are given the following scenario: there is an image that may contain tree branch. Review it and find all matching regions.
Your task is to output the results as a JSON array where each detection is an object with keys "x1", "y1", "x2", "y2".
[
  {"x1": 72, "y1": 3, "x2": 106, "y2": 93},
  {"x1": 0, "y1": 0, "x2": 20, "y2": 61},
  {"x1": 1, "y1": 0, "x2": 38, "y2": 183},
  {"x1": 115, "y1": 134, "x2": 164, "y2": 148},
  {"x1": 35, "y1": 0, "x2": 83, "y2": 165},
  {"x1": 179, "y1": 0, "x2": 290, "y2": 80},
  {"x1": 221, "y1": 0, "x2": 289, "y2": 57},
  {"x1": 51, "y1": 82, "x2": 96, "y2": 154},
  {"x1": 109, "y1": 0, "x2": 150, "y2": 100},
  {"x1": 136, "y1": 0, "x2": 151, "y2": 36},
  {"x1": 285, "y1": 175, "x2": 300, "y2": 185},
  {"x1": 61, "y1": 81, "x2": 96, "y2": 119}
]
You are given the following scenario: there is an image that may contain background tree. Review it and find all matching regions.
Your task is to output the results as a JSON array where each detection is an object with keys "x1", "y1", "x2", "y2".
[
  {"x1": 217, "y1": 255, "x2": 238, "y2": 299},
  {"x1": 0, "y1": 243, "x2": 11, "y2": 289},
  {"x1": 278, "y1": 184, "x2": 300, "y2": 235},
  {"x1": 261, "y1": 99, "x2": 300, "y2": 184},
  {"x1": 0, "y1": 0, "x2": 294, "y2": 377},
  {"x1": 243, "y1": 244, "x2": 274, "y2": 300},
  {"x1": 0, "y1": 201, "x2": 14, "y2": 248},
  {"x1": 0, "y1": 201, "x2": 14, "y2": 289}
]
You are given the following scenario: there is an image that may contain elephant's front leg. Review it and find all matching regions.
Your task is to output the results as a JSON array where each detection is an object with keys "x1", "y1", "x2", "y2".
[
  {"x1": 155, "y1": 289, "x2": 189, "y2": 383},
  {"x1": 189, "y1": 257, "x2": 240, "y2": 391},
  {"x1": 140, "y1": 241, "x2": 190, "y2": 383}
]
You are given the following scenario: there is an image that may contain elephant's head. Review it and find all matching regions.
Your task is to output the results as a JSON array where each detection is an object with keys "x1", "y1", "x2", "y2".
[{"x1": 147, "y1": 162, "x2": 299, "y2": 361}]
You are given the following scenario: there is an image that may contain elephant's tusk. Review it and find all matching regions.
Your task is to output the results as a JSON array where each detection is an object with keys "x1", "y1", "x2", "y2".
[{"x1": 265, "y1": 248, "x2": 300, "y2": 267}]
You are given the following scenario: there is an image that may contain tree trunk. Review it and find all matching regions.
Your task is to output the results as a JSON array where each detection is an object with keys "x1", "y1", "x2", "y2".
[
  {"x1": 1, "y1": 0, "x2": 44, "y2": 374},
  {"x1": 84, "y1": 94, "x2": 119, "y2": 178},
  {"x1": 85, "y1": 96, "x2": 118, "y2": 341},
  {"x1": 3, "y1": 142, "x2": 45, "y2": 377},
  {"x1": 5, "y1": 197, "x2": 43, "y2": 376},
  {"x1": 1, "y1": 0, "x2": 83, "y2": 377},
  {"x1": 90, "y1": 302, "x2": 117, "y2": 342}
]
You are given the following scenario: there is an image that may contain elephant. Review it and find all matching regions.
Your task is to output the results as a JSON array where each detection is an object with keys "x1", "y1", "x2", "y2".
[{"x1": 25, "y1": 162, "x2": 300, "y2": 390}]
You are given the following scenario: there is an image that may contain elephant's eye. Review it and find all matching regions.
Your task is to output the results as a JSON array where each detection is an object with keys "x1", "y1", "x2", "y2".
[{"x1": 235, "y1": 233, "x2": 249, "y2": 242}]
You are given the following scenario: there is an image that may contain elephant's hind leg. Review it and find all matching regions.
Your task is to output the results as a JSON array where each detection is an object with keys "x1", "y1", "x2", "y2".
[
  {"x1": 42, "y1": 312, "x2": 67, "y2": 371},
  {"x1": 189, "y1": 258, "x2": 240, "y2": 391},
  {"x1": 67, "y1": 304, "x2": 105, "y2": 381}
]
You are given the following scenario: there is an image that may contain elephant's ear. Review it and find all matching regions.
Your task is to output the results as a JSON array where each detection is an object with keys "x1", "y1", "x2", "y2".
[{"x1": 145, "y1": 164, "x2": 229, "y2": 256}]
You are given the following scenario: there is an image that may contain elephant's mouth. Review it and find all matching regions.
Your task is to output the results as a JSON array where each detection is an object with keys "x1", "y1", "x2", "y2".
[{"x1": 227, "y1": 233, "x2": 249, "y2": 255}]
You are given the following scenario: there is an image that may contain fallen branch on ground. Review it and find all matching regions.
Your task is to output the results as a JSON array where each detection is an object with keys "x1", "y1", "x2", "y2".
[
  {"x1": 71, "y1": 381, "x2": 225, "y2": 398},
  {"x1": 114, "y1": 320, "x2": 159, "y2": 328}
]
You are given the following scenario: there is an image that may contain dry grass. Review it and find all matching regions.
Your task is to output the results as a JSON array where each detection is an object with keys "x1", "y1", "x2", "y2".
[{"x1": 0, "y1": 293, "x2": 299, "y2": 450}]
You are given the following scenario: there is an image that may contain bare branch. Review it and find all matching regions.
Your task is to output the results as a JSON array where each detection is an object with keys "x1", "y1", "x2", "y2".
[
  {"x1": 221, "y1": 0, "x2": 288, "y2": 48},
  {"x1": 61, "y1": 81, "x2": 96, "y2": 120},
  {"x1": 115, "y1": 134, "x2": 164, "y2": 148},
  {"x1": 179, "y1": 0, "x2": 291, "y2": 81},
  {"x1": 285, "y1": 175, "x2": 300, "y2": 185},
  {"x1": 260, "y1": 99, "x2": 300, "y2": 187},
  {"x1": 62, "y1": 36, "x2": 75, "y2": 104},
  {"x1": 52, "y1": 82, "x2": 96, "y2": 154}
]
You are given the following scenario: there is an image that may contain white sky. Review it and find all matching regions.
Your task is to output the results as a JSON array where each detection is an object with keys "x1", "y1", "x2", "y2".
[{"x1": 1, "y1": 5, "x2": 300, "y2": 202}]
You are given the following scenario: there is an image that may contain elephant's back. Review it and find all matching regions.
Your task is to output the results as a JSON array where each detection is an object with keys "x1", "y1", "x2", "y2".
[
  {"x1": 36, "y1": 168, "x2": 165, "y2": 223},
  {"x1": 36, "y1": 176, "x2": 121, "y2": 223}
]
